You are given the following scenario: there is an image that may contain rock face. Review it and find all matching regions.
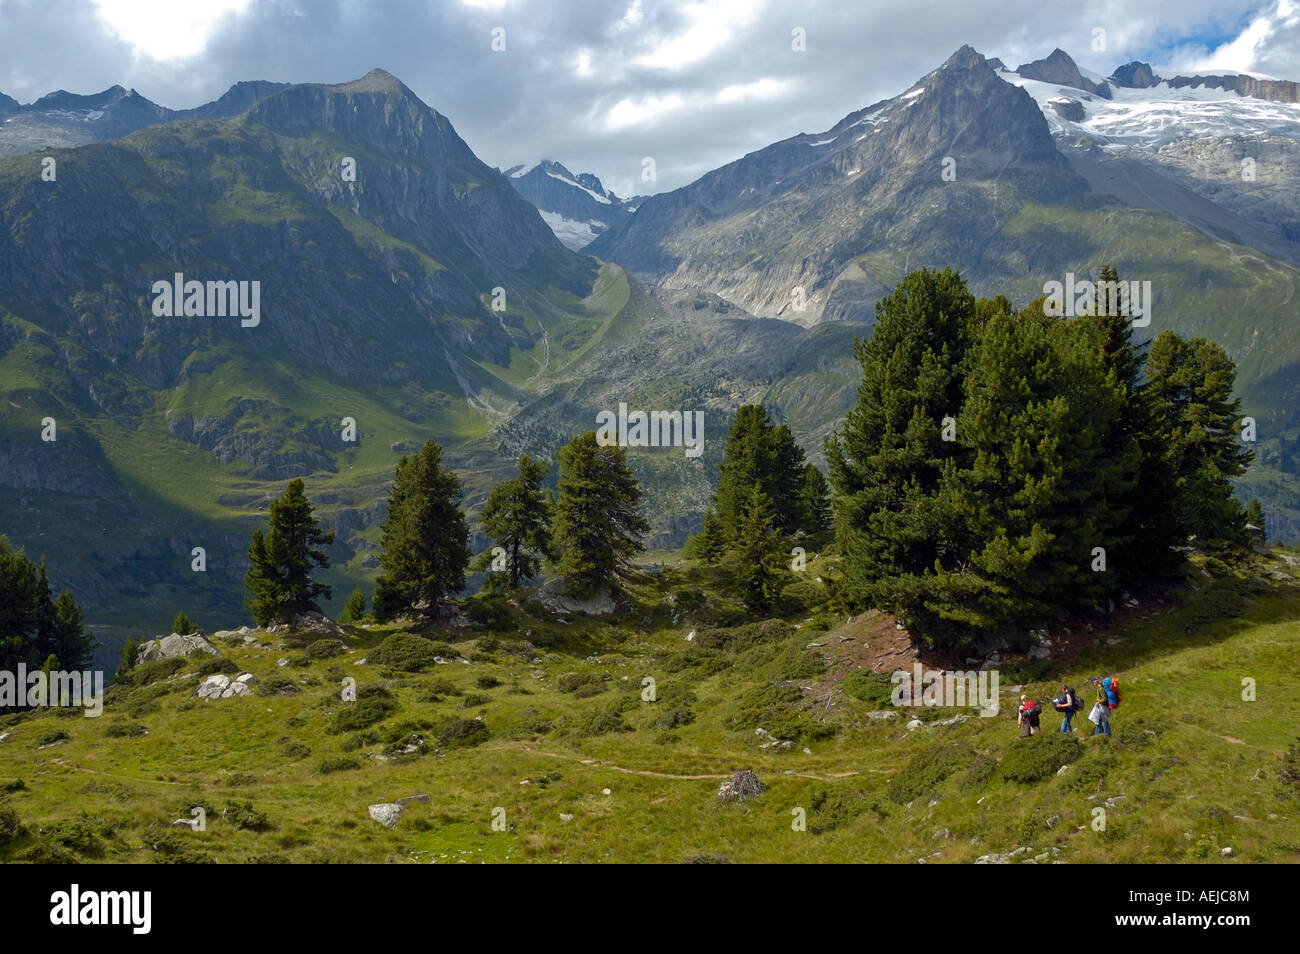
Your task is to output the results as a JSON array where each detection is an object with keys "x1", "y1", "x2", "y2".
[
  {"x1": 1109, "y1": 61, "x2": 1161, "y2": 89},
  {"x1": 589, "y1": 45, "x2": 1083, "y2": 325},
  {"x1": 1015, "y1": 48, "x2": 1112, "y2": 98},
  {"x1": 136, "y1": 632, "x2": 219, "y2": 664}
]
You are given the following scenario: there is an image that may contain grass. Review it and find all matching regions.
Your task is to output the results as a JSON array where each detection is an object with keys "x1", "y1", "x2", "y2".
[{"x1": 0, "y1": 550, "x2": 1297, "y2": 864}]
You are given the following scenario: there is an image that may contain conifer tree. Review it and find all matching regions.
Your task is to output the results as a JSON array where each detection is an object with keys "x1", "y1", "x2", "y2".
[
  {"x1": 373, "y1": 441, "x2": 471, "y2": 620},
  {"x1": 1144, "y1": 332, "x2": 1254, "y2": 550},
  {"x1": 340, "y1": 586, "x2": 367, "y2": 623},
  {"x1": 244, "y1": 478, "x2": 335, "y2": 626},
  {"x1": 798, "y1": 463, "x2": 832, "y2": 534},
  {"x1": 730, "y1": 485, "x2": 785, "y2": 612},
  {"x1": 826, "y1": 267, "x2": 977, "y2": 618},
  {"x1": 475, "y1": 456, "x2": 555, "y2": 591},
  {"x1": 699, "y1": 403, "x2": 809, "y2": 554},
  {"x1": 0, "y1": 537, "x2": 93, "y2": 673},
  {"x1": 172, "y1": 611, "x2": 195, "y2": 635},
  {"x1": 553, "y1": 431, "x2": 648, "y2": 597}
]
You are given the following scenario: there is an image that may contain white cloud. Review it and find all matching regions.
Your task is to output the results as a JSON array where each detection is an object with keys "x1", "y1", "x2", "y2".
[
  {"x1": 92, "y1": 0, "x2": 251, "y2": 60},
  {"x1": 604, "y1": 92, "x2": 688, "y2": 131},
  {"x1": 1184, "y1": 0, "x2": 1300, "y2": 76},
  {"x1": 634, "y1": 0, "x2": 766, "y2": 72}
]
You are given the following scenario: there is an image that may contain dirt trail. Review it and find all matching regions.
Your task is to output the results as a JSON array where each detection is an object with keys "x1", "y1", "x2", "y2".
[{"x1": 502, "y1": 743, "x2": 881, "y2": 782}]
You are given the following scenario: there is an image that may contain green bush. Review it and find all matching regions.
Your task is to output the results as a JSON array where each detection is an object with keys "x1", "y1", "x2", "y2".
[
  {"x1": 222, "y1": 800, "x2": 270, "y2": 831},
  {"x1": 731, "y1": 683, "x2": 804, "y2": 731},
  {"x1": 694, "y1": 619, "x2": 795, "y2": 652},
  {"x1": 281, "y1": 741, "x2": 311, "y2": 759},
  {"x1": 306, "y1": 639, "x2": 345, "y2": 660},
  {"x1": 194, "y1": 657, "x2": 239, "y2": 677},
  {"x1": 119, "y1": 657, "x2": 185, "y2": 687},
  {"x1": 436, "y1": 718, "x2": 490, "y2": 749},
  {"x1": 461, "y1": 693, "x2": 491, "y2": 709},
  {"x1": 258, "y1": 678, "x2": 301, "y2": 697},
  {"x1": 888, "y1": 743, "x2": 972, "y2": 804},
  {"x1": 33, "y1": 727, "x2": 69, "y2": 747},
  {"x1": 0, "y1": 807, "x2": 25, "y2": 845},
  {"x1": 42, "y1": 819, "x2": 104, "y2": 856},
  {"x1": 653, "y1": 708, "x2": 695, "y2": 730},
  {"x1": 576, "y1": 707, "x2": 631, "y2": 737},
  {"x1": 475, "y1": 675, "x2": 502, "y2": 689},
  {"x1": 327, "y1": 690, "x2": 398, "y2": 734},
  {"x1": 842, "y1": 670, "x2": 896, "y2": 707},
  {"x1": 367, "y1": 633, "x2": 441, "y2": 671},
  {"x1": 999, "y1": 734, "x2": 1083, "y2": 784},
  {"x1": 808, "y1": 786, "x2": 873, "y2": 833},
  {"x1": 558, "y1": 672, "x2": 606, "y2": 696},
  {"x1": 780, "y1": 580, "x2": 831, "y2": 611},
  {"x1": 465, "y1": 596, "x2": 513, "y2": 629}
]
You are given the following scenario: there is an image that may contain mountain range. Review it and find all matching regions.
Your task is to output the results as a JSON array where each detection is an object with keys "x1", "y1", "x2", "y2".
[
  {"x1": 501, "y1": 160, "x2": 639, "y2": 250},
  {"x1": 1, "y1": 46, "x2": 1298, "y2": 647}
]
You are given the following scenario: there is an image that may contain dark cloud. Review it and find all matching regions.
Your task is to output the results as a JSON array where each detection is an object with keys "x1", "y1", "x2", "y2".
[{"x1": 1, "y1": 0, "x2": 1292, "y2": 193}]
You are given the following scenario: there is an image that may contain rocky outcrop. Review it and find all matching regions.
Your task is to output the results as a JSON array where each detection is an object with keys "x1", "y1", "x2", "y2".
[
  {"x1": 136, "y1": 632, "x2": 219, "y2": 664},
  {"x1": 196, "y1": 672, "x2": 257, "y2": 699}
]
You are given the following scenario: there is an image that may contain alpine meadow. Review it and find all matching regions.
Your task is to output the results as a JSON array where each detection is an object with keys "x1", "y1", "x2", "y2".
[{"x1": 1, "y1": 0, "x2": 1299, "y2": 906}]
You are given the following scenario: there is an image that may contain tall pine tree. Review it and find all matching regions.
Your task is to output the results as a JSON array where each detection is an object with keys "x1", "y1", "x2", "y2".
[
  {"x1": 553, "y1": 431, "x2": 649, "y2": 597},
  {"x1": 826, "y1": 267, "x2": 977, "y2": 620},
  {"x1": 373, "y1": 440, "x2": 471, "y2": 620},
  {"x1": 475, "y1": 455, "x2": 555, "y2": 591},
  {"x1": 244, "y1": 478, "x2": 335, "y2": 625},
  {"x1": 1144, "y1": 332, "x2": 1254, "y2": 551}
]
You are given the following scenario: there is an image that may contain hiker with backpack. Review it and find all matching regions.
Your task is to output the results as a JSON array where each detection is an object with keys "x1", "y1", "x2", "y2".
[
  {"x1": 1053, "y1": 683, "x2": 1081, "y2": 732},
  {"x1": 1088, "y1": 675, "x2": 1121, "y2": 737},
  {"x1": 1017, "y1": 695, "x2": 1041, "y2": 737}
]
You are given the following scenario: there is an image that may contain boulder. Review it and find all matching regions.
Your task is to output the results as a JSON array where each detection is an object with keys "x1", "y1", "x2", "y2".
[
  {"x1": 368, "y1": 803, "x2": 403, "y2": 828},
  {"x1": 136, "y1": 632, "x2": 218, "y2": 664},
  {"x1": 197, "y1": 673, "x2": 254, "y2": 699},
  {"x1": 536, "y1": 579, "x2": 616, "y2": 616}
]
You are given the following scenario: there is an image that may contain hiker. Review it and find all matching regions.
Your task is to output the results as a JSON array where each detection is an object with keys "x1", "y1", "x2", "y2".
[
  {"x1": 1088, "y1": 675, "x2": 1120, "y2": 737},
  {"x1": 1017, "y1": 695, "x2": 1041, "y2": 737},
  {"x1": 1053, "y1": 683, "x2": 1079, "y2": 733}
]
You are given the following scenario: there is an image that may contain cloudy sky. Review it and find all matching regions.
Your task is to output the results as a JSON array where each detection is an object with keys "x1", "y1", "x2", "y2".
[{"x1": 1, "y1": 0, "x2": 1298, "y2": 194}]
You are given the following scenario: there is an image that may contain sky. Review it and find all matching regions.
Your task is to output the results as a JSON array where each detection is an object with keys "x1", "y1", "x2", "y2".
[{"x1": 1, "y1": 0, "x2": 1297, "y2": 195}]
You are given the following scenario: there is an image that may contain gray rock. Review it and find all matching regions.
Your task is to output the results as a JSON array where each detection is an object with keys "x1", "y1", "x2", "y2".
[
  {"x1": 368, "y1": 803, "x2": 403, "y2": 828},
  {"x1": 136, "y1": 632, "x2": 218, "y2": 664}
]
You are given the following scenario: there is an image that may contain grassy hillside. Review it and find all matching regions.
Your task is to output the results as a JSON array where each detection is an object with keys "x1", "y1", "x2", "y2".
[{"x1": 1, "y1": 548, "x2": 1297, "y2": 864}]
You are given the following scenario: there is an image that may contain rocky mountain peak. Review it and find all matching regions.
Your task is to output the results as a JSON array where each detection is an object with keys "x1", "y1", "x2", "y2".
[
  {"x1": 1016, "y1": 48, "x2": 1112, "y2": 98},
  {"x1": 1109, "y1": 60, "x2": 1161, "y2": 88},
  {"x1": 942, "y1": 44, "x2": 987, "y2": 71}
]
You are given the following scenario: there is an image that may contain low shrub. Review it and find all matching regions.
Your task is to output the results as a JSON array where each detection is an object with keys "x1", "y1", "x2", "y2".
[
  {"x1": 888, "y1": 743, "x2": 971, "y2": 804},
  {"x1": 842, "y1": 670, "x2": 896, "y2": 707},
  {"x1": 999, "y1": 734, "x2": 1083, "y2": 784}
]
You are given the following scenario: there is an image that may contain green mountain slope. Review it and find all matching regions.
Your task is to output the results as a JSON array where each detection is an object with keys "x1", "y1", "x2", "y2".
[{"x1": 0, "y1": 549, "x2": 1296, "y2": 863}]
